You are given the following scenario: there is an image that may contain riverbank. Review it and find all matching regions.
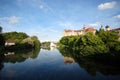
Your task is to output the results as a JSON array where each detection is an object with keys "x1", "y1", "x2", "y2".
[{"x1": 58, "y1": 30, "x2": 120, "y2": 56}]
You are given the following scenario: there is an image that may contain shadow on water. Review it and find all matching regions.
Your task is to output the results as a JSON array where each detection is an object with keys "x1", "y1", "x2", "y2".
[
  {"x1": 58, "y1": 47, "x2": 120, "y2": 76},
  {"x1": 0, "y1": 47, "x2": 40, "y2": 70},
  {"x1": 0, "y1": 54, "x2": 4, "y2": 71},
  {"x1": 41, "y1": 46, "x2": 56, "y2": 51},
  {"x1": 0, "y1": 46, "x2": 120, "y2": 80}
]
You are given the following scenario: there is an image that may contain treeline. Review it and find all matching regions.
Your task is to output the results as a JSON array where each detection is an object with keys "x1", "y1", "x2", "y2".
[
  {"x1": 41, "y1": 42, "x2": 50, "y2": 47},
  {"x1": 41, "y1": 42, "x2": 51, "y2": 50},
  {"x1": 0, "y1": 31, "x2": 41, "y2": 52},
  {"x1": 2, "y1": 32, "x2": 29, "y2": 42},
  {"x1": 58, "y1": 28, "x2": 120, "y2": 56}
]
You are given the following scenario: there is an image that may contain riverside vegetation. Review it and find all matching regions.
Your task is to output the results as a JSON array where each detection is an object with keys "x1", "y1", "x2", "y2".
[
  {"x1": 58, "y1": 27, "x2": 120, "y2": 69},
  {"x1": 58, "y1": 27, "x2": 120, "y2": 57},
  {"x1": 0, "y1": 30, "x2": 41, "y2": 54}
]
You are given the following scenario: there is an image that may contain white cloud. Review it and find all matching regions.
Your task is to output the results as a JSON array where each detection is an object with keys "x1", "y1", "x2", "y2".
[
  {"x1": 0, "y1": 16, "x2": 19, "y2": 24},
  {"x1": 89, "y1": 22, "x2": 101, "y2": 27},
  {"x1": 113, "y1": 14, "x2": 120, "y2": 19},
  {"x1": 98, "y1": 1, "x2": 117, "y2": 10}
]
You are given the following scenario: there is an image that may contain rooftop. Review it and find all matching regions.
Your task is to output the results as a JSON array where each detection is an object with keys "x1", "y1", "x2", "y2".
[
  {"x1": 85, "y1": 27, "x2": 96, "y2": 32},
  {"x1": 6, "y1": 39, "x2": 15, "y2": 43},
  {"x1": 64, "y1": 27, "x2": 96, "y2": 32},
  {"x1": 112, "y1": 28, "x2": 120, "y2": 31}
]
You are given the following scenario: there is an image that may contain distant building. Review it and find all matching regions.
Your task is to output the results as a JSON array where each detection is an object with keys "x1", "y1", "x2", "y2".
[
  {"x1": 50, "y1": 42, "x2": 56, "y2": 47},
  {"x1": 5, "y1": 39, "x2": 15, "y2": 46},
  {"x1": 64, "y1": 57, "x2": 74, "y2": 64},
  {"x1": 105, "y1": 25, "x2": 110, "y2": 31},
  {"x1": 112, "y1": 28, "x2": 120, "y2": 36},
  {"x1": 50, "y1": 47, "x2": 55, "y2": 51},
  {"x1": 63, "y1": 26, "x2": 96, "y2": 37},
  {"x1": 4, "y1": 52, "x2": 15, "y2": 56},
  {"x1": 105, "y1": 25, "x2": 120, "y2": 36}
]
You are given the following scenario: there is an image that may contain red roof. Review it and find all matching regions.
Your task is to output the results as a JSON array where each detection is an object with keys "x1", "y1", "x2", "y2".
[
  {"x1": 85, "y1": 27, "x2": 96, "y2": 32},
  {"x1": 64, "y1": 30, "x2": 83, "y2": 32},
  {"x1": 6, "y1": 39, "x2": 15, "y2": 43},
  {"x1": 74, "y1": 30, "x2": 83, "y2": 32},
  {"x1": 64, "y1": 30, "x2": 72, "y2": 32},
  {"x1": 64, "y1": 27, "x2": 96, "y2": 33},
  {"x1": 112, "y1": 28, "x2": 120, "y2": 31}
]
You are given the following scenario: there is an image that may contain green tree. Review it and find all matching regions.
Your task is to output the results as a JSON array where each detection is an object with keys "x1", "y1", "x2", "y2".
[
  {"x1": 68, "y1": 36, "x2": 77, "y2": 48},
  {"x1": 97, "y1": 29, "x2": 119, "y2": 51},
  {"x1": 60, "y1": 36, "x2": 69, "y2": 46},
  {"x1": 0, "y1": 26, "x2": 2, "y2": 33},
  {"x1": 59, "y1": 32, "x2": 108, "y2": 56},
  {"x1": 0, "y1": 34, "x2": 5, "y2": 46},
  {"x1": 2, "y1": 32, "x2": 29, "y2": 42},
  {"x1": 0, "y1": 26, "x2": 5, "y2": 46},
  {"x1": 41, "y1": 42, "x2": 50, "y2": 47},
  {"x1": 31, "y1": 36, "x2": 38, "y2": 40}
]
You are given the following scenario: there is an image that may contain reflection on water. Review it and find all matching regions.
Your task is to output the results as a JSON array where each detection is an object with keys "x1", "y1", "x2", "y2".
[
  {"x1": 59, "y1": 47, "x2": 120, "y2": 76},
  {"x1": 0, "y1": 47, "x2": 120, "y2": 80},
  {"x1": 4, "y1": 48, "x2": 40, "y2": 63},
  {"x1": 42, "y1": 46, "x2": 56, "y2": 51},
  {"x1": 64, "y1": 57, "x2": 75, "y2": 64},
  {"x1": 0, "y1": 47, "x2": 40, "y2": 71},
  {"x1": 50, "y1": 46, "x2": 56, "y2": 51},
  {"x1": 4, "y1": 52, "x2": 15, "y2": 56}
]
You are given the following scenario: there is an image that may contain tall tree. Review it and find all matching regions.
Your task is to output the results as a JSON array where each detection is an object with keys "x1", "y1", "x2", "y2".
[
  {"x1": 0, "y1": 26, "x2": 2, "y2": 33},
  {"x1": 0, "y1": 26, "x2": 5, "y2": 46},
  {"x1": 0, "y1": 34, "x2": 5, "y2": 46}
]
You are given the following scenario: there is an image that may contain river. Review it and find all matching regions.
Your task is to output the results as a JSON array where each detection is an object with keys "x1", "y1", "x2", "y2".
[{"x1": 0, "y1": 47, "x2": 120, "y2": 80}]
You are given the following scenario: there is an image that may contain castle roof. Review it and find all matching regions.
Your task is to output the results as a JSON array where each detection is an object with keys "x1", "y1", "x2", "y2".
[
  {"x1": 64, "y1": 30, "x2": 72, "y2": 32},
  {"x1": 74, "y1": 30, "x2": 83, "y2": 32},
  {"x1": 112, "y1": 28, "x2": 120, "y2": 31},
  {"x1": 64, "y1": 27, "x2": 96, "y2": 33},
  {"x1": 85, "y1": 27, "x2": 96, "y2": 32}
]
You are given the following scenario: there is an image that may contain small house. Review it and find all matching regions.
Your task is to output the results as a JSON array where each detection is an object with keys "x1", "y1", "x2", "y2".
[{"x1": 5, "y1": 39, "x2": 15, "y2": 46}]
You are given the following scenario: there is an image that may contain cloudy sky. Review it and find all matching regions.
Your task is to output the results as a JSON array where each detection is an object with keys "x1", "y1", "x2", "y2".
[{"x1": 0, "y1": 0, "x2": 120, "y2": 42}]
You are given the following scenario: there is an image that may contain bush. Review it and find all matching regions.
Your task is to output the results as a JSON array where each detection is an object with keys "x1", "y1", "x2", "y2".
[
  {"x1": 59, "y1": 32, "x2": 109, "y2": 56},
  {"x1": 0, "y1": 34, "x2": 5, "y2": 46},
  {"x1": 97, "y1": 30, "x2": 120, "y2": 52}
]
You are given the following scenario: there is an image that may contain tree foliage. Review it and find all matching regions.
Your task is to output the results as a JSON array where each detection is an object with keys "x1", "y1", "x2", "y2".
[
  {"x1": 0, "y1": 26, "x2": 2, "y2": 33},
  {"x1": 0, "y1": 34, "x2": 5, "y2": 46},
  {"x1": 31, "y1": 36, "x2": 41, "y2": 49},
  {"x1": 0, "y1": 31, "x2": 41, "y2": 53},
  {"x1": 97, "y1": 29, "x2": 120, "y2": 51},
  {"x1": 59, "y1": 29, "x2": 120, "y2": 56},
  {"x1": 41, "y1": 42, "x2": 50, "y2": 47},
  {"x1": 2, "y1": 32, "x2": 29, "y2": 42}
]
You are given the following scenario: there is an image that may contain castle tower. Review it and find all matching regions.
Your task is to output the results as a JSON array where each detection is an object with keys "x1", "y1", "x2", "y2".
[
  {"x1": 105, "y1": 25, "x2": 110, "y2": 31},
  {"x1": 83, "y1": 24, "x2": 87, "y2": 30}
]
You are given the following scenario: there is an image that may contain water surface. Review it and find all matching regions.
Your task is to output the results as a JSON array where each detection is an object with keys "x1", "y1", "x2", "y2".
[{"x1": 0, "y1": 48, "x2": 120, "y2": 80}]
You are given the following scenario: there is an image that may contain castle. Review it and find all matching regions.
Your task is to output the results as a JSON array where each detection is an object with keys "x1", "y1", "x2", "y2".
[
  {"x1": 63, "y1": 25, "x2": 96, "y2": 36},
  {"x1": 63, "y1": 25, "x2": 120, "y2": 37}
]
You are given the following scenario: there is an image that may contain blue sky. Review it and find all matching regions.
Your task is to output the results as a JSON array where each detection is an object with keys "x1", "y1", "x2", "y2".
[{"x1": 0, "y1": 0, "x2": 120, "y2": 42}]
